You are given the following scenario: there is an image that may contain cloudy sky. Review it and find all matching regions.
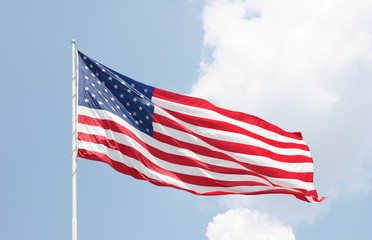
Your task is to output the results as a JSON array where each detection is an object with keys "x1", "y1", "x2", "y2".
[{"x1": 1, "y1": 0, "x2": 371, "y2": 239}]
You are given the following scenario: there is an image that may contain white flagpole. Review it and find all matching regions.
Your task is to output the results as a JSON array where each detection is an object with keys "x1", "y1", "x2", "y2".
[{"x1": 71, "y1": 39, "x2": 78, "y2": 240}]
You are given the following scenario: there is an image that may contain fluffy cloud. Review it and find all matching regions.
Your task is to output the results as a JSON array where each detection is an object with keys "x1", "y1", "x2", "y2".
[
  {"x1": 195, "y1": 0, "x2": 372, "y2": 227},
  {"x1": 193, "y1": 0, "x2": 372, "y2": 116},
  {"x1": 206, "y1": 208, "x2": 295, "y2": 240},
  {"x1": 217, "y1": 195, "x2": 330, "y2": 226}
]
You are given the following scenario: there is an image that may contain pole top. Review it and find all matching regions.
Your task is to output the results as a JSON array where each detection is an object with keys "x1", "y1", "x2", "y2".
[{"x1": 71, "y1": 39, "x2": 76, "y2": 44}]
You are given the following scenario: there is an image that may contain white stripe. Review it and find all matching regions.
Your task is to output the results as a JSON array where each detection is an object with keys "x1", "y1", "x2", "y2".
[
  {"x1": 78, "y1": 122, "x2": 315, "y2": 190},
  {"x1": 77, "y1": 106, "x2": 315, "y2": 192},
  {"x1": 153, "y1": 122, "x2": 314, "y2": 173},
  {"x1": 78, "y1": 106, "x2": 313, "y2": 173},
  {"x1": 154, "y1": 121, "x2": 313, "y2": 173},
  {"x1": 152, "y1": 96, "x2": 306, "y2": 145},
  {"x1": 154, "y1": 106, "x2": 312, "y2": 157},
  {"x1": 78, "y1": 140, "x2": 313, "y2": 195},
  {"x1": 79, "y1": 124, "x2": 271, "y2": 186}
]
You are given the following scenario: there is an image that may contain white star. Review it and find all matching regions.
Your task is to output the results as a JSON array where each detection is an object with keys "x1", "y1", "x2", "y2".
[
  {"x1": 114, "y1": 85, "x2": 118, "y2": 89},
  {"x1": 91, "y1": 83, "x2": 95, "y2": 87},
  {"x1": 131, "y1": 83, "x2": 135, "y2": 88},
  {"x1": 127, "y1": 89, "x2": 131, "y2": 93},
  {"x1": 146, "y1": 128, "x2": 150, "y2": 132},
  {"x1": 105, "y1": 99, "x2": 109, "y2": 102},
  {"x1": 138, "y1": 106, "x2": 143, "y2": 111},
  {"x1": 139, "y1": 120, "x2": 143, "y2": 124},
  {"x1": 126, "y1": 102, "x2": 130, "y2": 107},
  {"x1": 84, "y1": 87, "x2": 89, "y2": 91},
  {"x1": 144, "y1": 88, "x2": 148, "y2": 93},
  {"x1": 135, "y1": 121, "x2": 139, "y2": 125},
  {"x1": 108, "y1": 76, "x2": 113, "y2": 81},
  {"x1": 133, "y1": 112, "x2": 137, "y2": 116},
  {"x1": 95, "y1": 61, "x2": 100, "y2": 65},
  {"x1": 91, "y1": 94, "x2": 96, "y2": 98},
  {"x1": 89, "y1": 64, "x2": 93, "y2": 68},
  {"x1": 102, "y1": 81, "x2": 105, "y2": 85},
  {"x1": 116, "y1": 105, "x2": 120, "y2": 109},
  {"x1": 98, "y1": 91, "x2": 102, "y2": 95},
  {"x1": 121, "y1": 81, "x2": 125, "y2": 85},
  {"x1": 84, "y1": 66, "x2": 89, "y2": 70},
  {"x1": 120, "y1": 94, "x2": 124, "y2": 98},
  {"x1": 91, "y1": 73, "x2": 95, "y2": 77},
  {"x1": 95, "y1": 72, "x2": 99, "y2": 76},
  {"x1": 101, "y1": 68, "x2": 106, "y2": 72},
  {"x1": 104, "y1": 89, "x2": 108, "y2": 93},
  {"x1": 98, "y1": 101, "x2": 103, "y2": 105},
  {"x1": 84, "y1": 76, "x2": 89, "y2": 80},
  {"x1": 110, "y1": 97, "x2": 115, "y2": 101},
  {"x1": 140, "y1": 94, "x2": 144, "y2": 98},
  {"x1": 84, "y1": 98, "x2": 89, "y2": 102},
  {"x1": 97, "y1": 81, "x2": 101, "y2": 85},
  {"x1": 83, "y1": 56, "x2": 87, "y2": 60},
  {"x1": 122, "y1": 114, "x2": 127, "y2": 118},
  {"x1": 133, "y1": 97, "x2": 137, "y2": 102},
  {"x1": 115, "y1": 74, "x2": 119, "y2": 78},
  {"x1": 146, "y1": 102, "x2": 151, "y2": 107},
  {"x1": 111, "y1": 107, "x2": 115, "y2": 111},
  {"x1": 145, "y1": 115, "x2": 149, "y2": 120}
]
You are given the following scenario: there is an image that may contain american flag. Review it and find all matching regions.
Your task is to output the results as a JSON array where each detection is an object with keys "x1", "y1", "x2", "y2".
[{"x1": 77, "y1": 51, "x2": 324, "y2": 203}]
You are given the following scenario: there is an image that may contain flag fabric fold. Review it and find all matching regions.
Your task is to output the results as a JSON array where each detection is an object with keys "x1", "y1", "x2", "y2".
[{"x1": 77, "y1": 51, "x2": 324, "y2": 203}]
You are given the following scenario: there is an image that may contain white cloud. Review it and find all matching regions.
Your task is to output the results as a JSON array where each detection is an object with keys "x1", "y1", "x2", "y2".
[
  {"x1": 218, "y1": 195, "x2": 330, "y2": 226},
  {"x1": 193, "y1": 0, "x2": 372, "y2": 115},
  {"x1": 206, "y1": 208, "x2": 295, "y2": 240},
  {"x1": 196, "y1": 0, "x2": 372, "y2": 227}
]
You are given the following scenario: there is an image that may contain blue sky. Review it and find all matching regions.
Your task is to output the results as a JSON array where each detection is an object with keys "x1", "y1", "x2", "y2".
[{"x1": 1, "y1": 0, "x2": 372, "y2": 239}]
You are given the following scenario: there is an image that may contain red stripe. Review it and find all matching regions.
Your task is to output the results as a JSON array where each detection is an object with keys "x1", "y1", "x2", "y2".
[
  {"x1": 78, "y1": 132, "x2": 270, "y2": 188},
  {"x1": 160, "y1": 107, "x2": 309, "y2": 151},
  {"x1": 77, "y1": 149, "x2": 318, "y2": 202},
  {"x1": 153, "y1": 131, "x2": 314, "y2": 182},
  {"x1": 78, "y1": 148, "x2": 152, "y2": 182},
  {"x1": 78, "y1": 115, "x2": 284, "y2": 187},
  {"x1": 153, "y1": 113, "x2": 313, "y2": 163},
  {"x1": 153, "y1": 88, "x2": 303, "y2": 141},
  {"x1": 79, "y1": 114, "x2": 313, "y2": 182},
  {"x1": 78, "y1": 149, "x2": 324, "y2": 202}
]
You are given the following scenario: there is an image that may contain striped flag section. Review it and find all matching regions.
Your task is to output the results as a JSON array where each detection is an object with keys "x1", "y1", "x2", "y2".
[{"x1": 77, "y1": 51, "x2": 324, "y2": 203}]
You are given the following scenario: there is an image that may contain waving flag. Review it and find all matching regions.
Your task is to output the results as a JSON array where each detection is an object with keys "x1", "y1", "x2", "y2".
[{"x1": 77, "y1": 51, "x2": 324, "y2": 203}]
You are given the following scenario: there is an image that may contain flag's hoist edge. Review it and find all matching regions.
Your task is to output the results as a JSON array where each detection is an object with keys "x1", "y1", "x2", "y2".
[{"x1": 76, "y1": 51, "x2": 325, "y2": 203}]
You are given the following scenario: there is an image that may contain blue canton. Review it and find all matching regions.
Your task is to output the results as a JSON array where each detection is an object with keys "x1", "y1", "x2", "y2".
[{"x1": 78, "y1": 51, "x2": 155, "y2": 136}]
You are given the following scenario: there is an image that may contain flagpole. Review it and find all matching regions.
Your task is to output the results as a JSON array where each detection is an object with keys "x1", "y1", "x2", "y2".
[{"x1": 71, "y1": 39, "x2": 78, "y2": 240}]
